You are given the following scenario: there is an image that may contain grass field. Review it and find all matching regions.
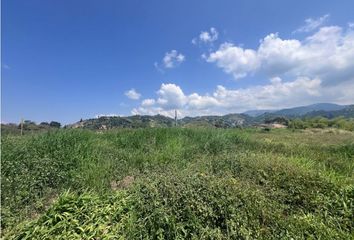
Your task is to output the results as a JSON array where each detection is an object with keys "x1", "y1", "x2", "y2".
[{"x1": 1, "y1": 128, "x2": 354, "y2": 239}]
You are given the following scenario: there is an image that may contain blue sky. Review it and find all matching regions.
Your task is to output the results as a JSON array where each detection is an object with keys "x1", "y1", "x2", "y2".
[{"x1": 2, "y1": 0, "x2": 354, "y2": 124}]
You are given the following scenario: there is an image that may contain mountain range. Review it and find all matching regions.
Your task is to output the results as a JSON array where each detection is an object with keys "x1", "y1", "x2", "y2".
[
  {"x1": 67, "y1": 103, "x2": 354, "y2": 130},
  {"x1": 243, "y1": 103, "x2": 347, "y2": 117}
]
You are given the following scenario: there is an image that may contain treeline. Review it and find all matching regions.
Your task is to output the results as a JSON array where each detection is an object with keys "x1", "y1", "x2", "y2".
[
  {"x1": 288, "y1": 116, "x2": 354, "y2": 131},
  {"x1": 1, "y1": 120, "x2": 61, "y2": 135},
  {"x1": 79, "y1": 115, "x2": 174, "y2": 130}
]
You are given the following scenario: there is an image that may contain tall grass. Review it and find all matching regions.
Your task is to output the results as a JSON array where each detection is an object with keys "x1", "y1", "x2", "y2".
[{"x1": 1, "y1": 128, "x2": 353, "y2": 239}]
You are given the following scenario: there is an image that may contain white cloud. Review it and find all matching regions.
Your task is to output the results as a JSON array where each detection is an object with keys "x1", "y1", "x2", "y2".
[
  {"x1": 153, "y1": 62, "x2": 164, "y2": 73},
  {"x1": 156, "y1": 83, "x2": 187, "y2": 109},
  {"x1": 206, "y1": 25, "x2": 354, "y2": 85},
  {"x1": 125, "y1": 88, "x2": 141, "y2": 100},
  {"x1": 155, "y1": 50, "x2": 185, "y2": 71},
  {"x1": 207, "y1": 43, "x2": 260, "y2": 79},
  {"x1": 132, "y1": 76, "x2": 353, "y2": 117},
  {"x1": 212, "y1": 77, "x2": 323, "y2": 111},
  {"x1": 188, "y1": 93, "x2": 220, "y2": 110},
  {"x1": 192, "y1": 27, "x2": 219, "y2": 45},
  {"x1": 293, "y1": 14, "x2": 330, "y2": 33},
  {"x1": 141, "y1": 98, "x2": 155, "y2": 107},
  {"x1": 132, "y1": 22, "x2": 354, "y2": 117},
  {"x1": 2, "y1": 64, "x2": 10, "y2": 69}
]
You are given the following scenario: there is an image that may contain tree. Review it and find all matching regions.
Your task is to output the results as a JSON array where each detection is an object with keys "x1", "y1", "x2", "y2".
[
  {"x1": 24, "y1": 120, "x2": 36, "y2": 125},
  {"x1": 265, "y1": 117, "x2": 289, "y2": 125},
  {"x1": 49, "y1": 121, "x2": 61, "y2": 128},
  {"x1": 39, "y1": 122, "x2": 50, "y2": 129},
  {"x1": 288, "y1": 119, "x2": 307, "y2": 129},
  {"x1": 20, "y1": 120, "x2": 38, "y2": 131}
]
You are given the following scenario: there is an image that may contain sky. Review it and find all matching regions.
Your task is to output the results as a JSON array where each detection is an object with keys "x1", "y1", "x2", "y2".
[{"x1": 2, "y1": 0, "x2": 354, "y2": 124}]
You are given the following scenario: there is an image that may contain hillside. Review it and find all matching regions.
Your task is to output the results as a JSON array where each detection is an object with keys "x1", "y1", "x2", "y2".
[
  {"x1": 3, "y1": 104, "x2": 353, "y2": 132},
  {"x1": 273, "y1": 103, "x2": 347, "y2": 117},
  {"x1": 68, "y1": 114, "x2": 175, "y2": 130},
  {"x1": 242, "y1": 103, "x2": 347, "y2": 117},
  {"x1": 302, "y1": 105, "x2": 354, "y2": 119},
  {"x1": 253, "y1": 104, "x2": 354, "y2": 124},
  {"x1": 243, "y1": 109, "x2": 275, "y2": 117},
  {"x1": 65, "y1": 104, "x2": 353, "y2": 130},
  {"x1": 180, "y1": 113, "x2": 253, "y2": 128},
  {"x1": 67, "y1": 113, "x2": 253, "y2": 130}
]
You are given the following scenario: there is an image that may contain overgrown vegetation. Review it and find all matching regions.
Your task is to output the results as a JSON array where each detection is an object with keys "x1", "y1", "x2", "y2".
[
  {"x1": 1, "y1": 128, "x2": 354, "y2": 239},
  {"x1": 288, "y1": 116, "x2": 354, "y2": 131},
  {"x1": 1, "y1": 120, "x2": 61, "y2": 136}
]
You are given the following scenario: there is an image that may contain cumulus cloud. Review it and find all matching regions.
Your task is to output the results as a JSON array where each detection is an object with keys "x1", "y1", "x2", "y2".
[
  {"x1": 131, "y1": 77, "x2": 353, "y2": 117},
  {"x1": 192, "y1": 27, "x2": 219, "y2": 44},
  {"x1": 293, "y1": 14, "x2": 330, "y2": 33},
  {"x1": 125, "y1": 88, "x2": 141, "y2": 100},
  {"x1": 206, "y1": 25, "x2": 354, "y2": 84},
  {"x1": 207, "y1": 43, "x2": 260, "y2": 79},
  {"x1": 132, "y1": 21, "x2": 354, "y2": 117},
  {"x1": 141, "y1": 99, "x2": 155, "y2": 107},
  {"x1": 155, "y1": 50, "x2": 185, "y2": 71},
  {"x1": 156, "y1": 83, "x2": 187, "y2": 109}
]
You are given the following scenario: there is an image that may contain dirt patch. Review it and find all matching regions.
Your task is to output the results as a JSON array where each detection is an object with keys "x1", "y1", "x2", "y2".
[
  {"x1": 44, "y1": 192, "x2": 59, "y2": 210},
  {"x1": 302, "y1": 128, "x2": 352, "y2": 134},
  {"x1": 110, "y1": 176, "x2": 135, "y2": 191}
]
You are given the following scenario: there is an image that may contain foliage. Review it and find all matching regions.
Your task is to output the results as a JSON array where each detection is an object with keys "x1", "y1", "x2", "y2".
[
  {"x1": 288, "y1": 117, "x2": 354, "y2": 131},
  {"x1": 1, "y1": 120, "x2": 62, "y2": 136},
  {"x1": 49, "y1": 121, "x2": 61, "y2": 128},
  {"x1": 264, "y1": 116, "x2": 289, "y2": 125},
  {"x1": 2, "y1": 128, "x2": 354, "y2": 239}
]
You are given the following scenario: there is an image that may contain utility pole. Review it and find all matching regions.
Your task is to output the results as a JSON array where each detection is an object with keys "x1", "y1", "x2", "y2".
[
  {"x1": 20, "y1": 118, "x2": 24, "y2": 136},
  {"x1": 174, "y1": 109, "x2": 177, "y2": 127}
]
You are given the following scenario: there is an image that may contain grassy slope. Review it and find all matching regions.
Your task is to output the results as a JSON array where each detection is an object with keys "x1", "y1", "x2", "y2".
[{"x1": 1, "y1": 128, "x2": 354, "y2": 239}]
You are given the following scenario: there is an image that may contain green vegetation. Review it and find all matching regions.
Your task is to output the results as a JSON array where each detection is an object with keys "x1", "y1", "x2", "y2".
[
  {"x1": 1, "y1": 128, "x2": 354, "y2": 239},
  {"x1": 288, "y1": 116, "x2": 354, "y2": 131},
  {"x1": 67, "y1": 105, "x2": 354, "y2": 130},
  {"x1": 1, "y1": 121, "x2": 61, "y2": 136}
]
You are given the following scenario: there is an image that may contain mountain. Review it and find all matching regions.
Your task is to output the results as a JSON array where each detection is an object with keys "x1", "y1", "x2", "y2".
[
  {"x1": 272, "y1": 103, "x2": 347, "y2": 117},
  {"x1": 67, "y1": 115, "x2": 175, "y2": 130},
  {"x1": 302, "y1": 105, "x2": 354, "y2": 119},
  {"x1": 67, "y1": 113, "x2": 253, "y2": 130},
  {"x1": 243, "y1": 103, "x2": 347, "y2": 117},
  {"x1": 180, "y1": 114, "x2": 253, "y2": 128},
  {"x1": 243, "y1": 103, "x2": 347, "y2": 118},
  {"x1": 243, "y1": 109, "x2": 276, "y2": 117},
  {"x1": 65, "y1": 103, "x2": 353, "y2": 130},
  {"x1": 253, "y1": 104, "x2": 354, "y2": 123},
  {"x1": 2, "y1": 104, "x2": 352, "y2": 134}
]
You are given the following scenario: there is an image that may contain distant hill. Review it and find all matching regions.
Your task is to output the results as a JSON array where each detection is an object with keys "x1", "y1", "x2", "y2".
[
  {"x1": 244, "y1": 103, "x2": 347, "y2": 117},
  {"x1": 180, "y1": 114, "x2": 253, "y2": 128},
  {"x1": 253, "y1": 104, "x2": 354, "y2": 123},
  {"x1": 273, "y1": 103, "x2": 347, "y2": 117},
  {"x1": 67, "y1": 115, "x2": 175, "y2": 130},
  {"x1": 243, "y1": 109, "x2": 275, "y2": 117},
  {"x1": 64, "y1": 103, "x2": 354, "y2": 130},
  {"x1": 302, "y1": 105, "x2": 354, "y2": 119},
  {"x1": 67, "y1": 113, "x2": 253, "y2": 130}
]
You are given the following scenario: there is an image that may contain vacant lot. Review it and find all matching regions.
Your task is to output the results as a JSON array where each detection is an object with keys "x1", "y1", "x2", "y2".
[{"x1": 2, "y1": 128, "x2": 354, "y2": 239}]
